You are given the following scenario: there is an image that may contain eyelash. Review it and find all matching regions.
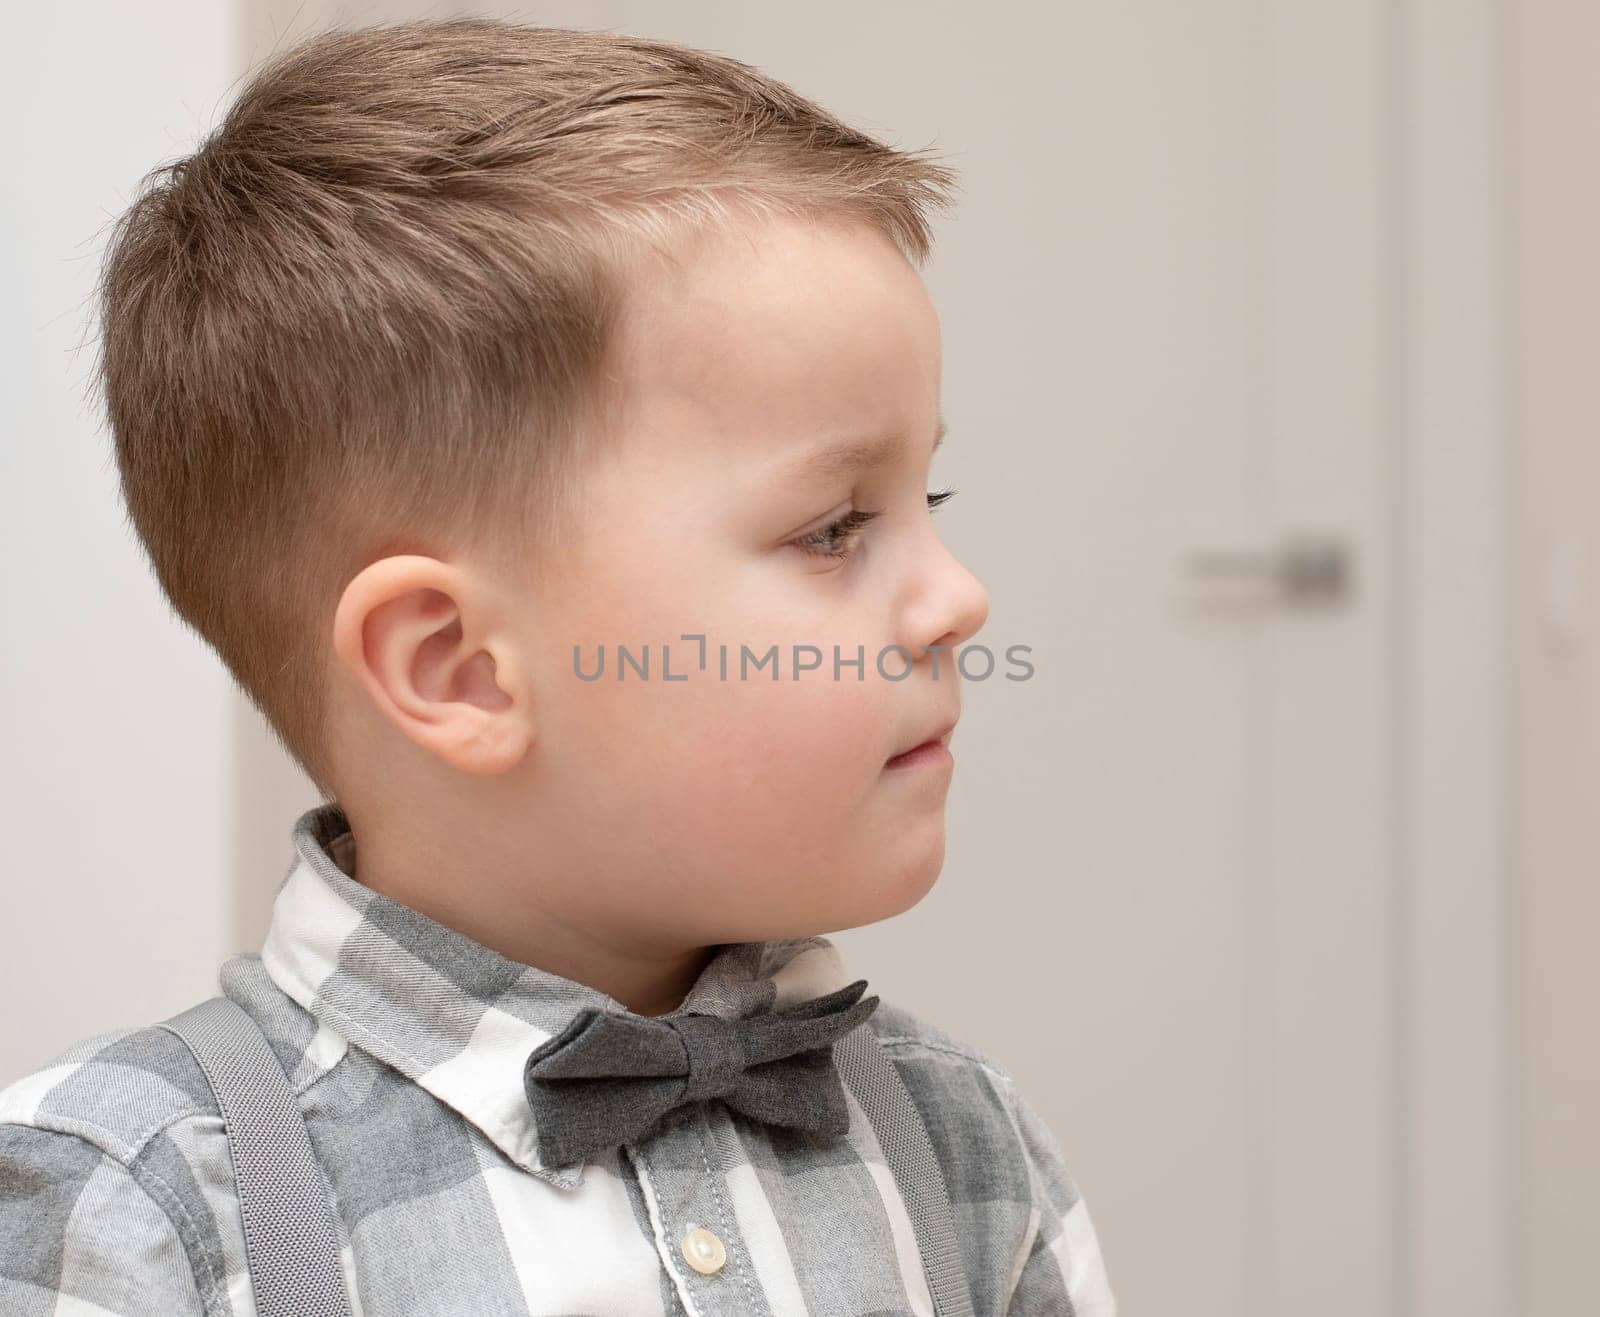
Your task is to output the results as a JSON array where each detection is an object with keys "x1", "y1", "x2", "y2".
[{"x1": 792, "y1": 487, "x2": 958, "y2": 562}]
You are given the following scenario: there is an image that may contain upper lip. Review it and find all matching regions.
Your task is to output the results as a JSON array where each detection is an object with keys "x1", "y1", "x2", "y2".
[{"x1": 890, "y1": 717, "x2": 958, "y2": 760}]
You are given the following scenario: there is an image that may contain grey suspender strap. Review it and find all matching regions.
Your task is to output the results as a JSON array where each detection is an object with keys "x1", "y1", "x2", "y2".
[
  {"x1": 158, "y1": 995, "x2": 353, "y2": 1317},
  {"x1": 835, "y1": 1026, "x2": 978, "y2": 1317}
]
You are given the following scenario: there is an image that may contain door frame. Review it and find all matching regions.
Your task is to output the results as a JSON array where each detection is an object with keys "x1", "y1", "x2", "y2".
[{"x1": 1398, "y1": 2, "x2": 1513, "y2": 1315}]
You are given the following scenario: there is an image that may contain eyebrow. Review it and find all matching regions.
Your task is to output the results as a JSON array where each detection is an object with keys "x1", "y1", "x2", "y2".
[{"x1": 787, "y1": 412, "x2": 948, "y2": 481}]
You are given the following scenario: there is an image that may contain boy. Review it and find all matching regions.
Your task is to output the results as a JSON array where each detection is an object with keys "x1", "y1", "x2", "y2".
[{"x1": 0, "y1": 18, "x2": 1114, "y2": 1315}]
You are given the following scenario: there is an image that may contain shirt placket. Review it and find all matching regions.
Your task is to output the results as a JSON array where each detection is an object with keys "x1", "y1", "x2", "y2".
[{"x1": 623, "y1": 1102, "x2": 778, "y2": 1317}]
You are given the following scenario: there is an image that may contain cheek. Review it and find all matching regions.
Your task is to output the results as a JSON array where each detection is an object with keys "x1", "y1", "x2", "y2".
[
  {"x1": 534, "y1": 545, "x2": 900, "y2": 856},
  {"x1": 717, "y1": 666, "x2": 886, "y2": 791},
  {"x1": 637, "y1": 656, "x2": 890, "y2": 832}
]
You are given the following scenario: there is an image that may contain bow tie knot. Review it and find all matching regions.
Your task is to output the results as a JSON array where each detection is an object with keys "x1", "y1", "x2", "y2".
[
  {"x1": 674, "y1": 1014, "x2": 745, "y2": 1103},
  {"x1": 523, "y1": 977, "x2": 880, "y2": 1168}
]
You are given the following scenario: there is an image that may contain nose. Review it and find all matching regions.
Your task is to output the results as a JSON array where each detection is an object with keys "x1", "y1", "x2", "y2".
[{"x1": 901, "y1": 531, "x2": 990, "y2": 663}]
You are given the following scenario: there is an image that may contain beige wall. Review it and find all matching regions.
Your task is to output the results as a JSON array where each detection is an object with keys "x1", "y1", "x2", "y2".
[
  {"x1": 0, "y1": 3, "x2": 237, "y2": 1085},
  {"x1": 1510, "y1": 2, "x2": 1600, "y2": 1311}
]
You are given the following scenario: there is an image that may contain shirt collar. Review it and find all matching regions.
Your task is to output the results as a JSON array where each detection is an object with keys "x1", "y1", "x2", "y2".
[{"x1": 259, "y1": 803, "x2": 855, "y2": 1191}]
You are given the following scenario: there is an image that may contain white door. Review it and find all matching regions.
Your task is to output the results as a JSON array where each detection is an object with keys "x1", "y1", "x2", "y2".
[
  {"x1": 959, "y1": 5, "x2": 1396, "y2": 1312},
  {"x1": 831, "y1": 4, "x2": 1403, "y2": 1315}
]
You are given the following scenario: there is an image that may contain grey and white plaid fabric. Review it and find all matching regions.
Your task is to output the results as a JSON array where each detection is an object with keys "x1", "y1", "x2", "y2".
[{"x1": 0, "y1": 803, "x2": 1115, "y2": 1316}]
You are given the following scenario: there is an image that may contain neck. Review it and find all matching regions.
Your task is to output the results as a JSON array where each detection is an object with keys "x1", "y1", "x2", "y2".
[{"x1": 335, "y1": 806, "x2": 719, "y2": 1017}]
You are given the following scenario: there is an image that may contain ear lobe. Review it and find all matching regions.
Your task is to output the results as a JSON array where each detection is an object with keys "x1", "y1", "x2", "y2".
[
  {"x1": 448, "y1": 643, "x2": 536, "y2": 775},
  {"x1": 433, "y1": 699, "x2": 535, "y2": 776}
]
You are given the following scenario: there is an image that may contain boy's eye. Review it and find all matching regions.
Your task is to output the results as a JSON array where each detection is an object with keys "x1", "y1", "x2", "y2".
[{"x1": 790, "y1": 487, "x2": 958, "y2": 563}]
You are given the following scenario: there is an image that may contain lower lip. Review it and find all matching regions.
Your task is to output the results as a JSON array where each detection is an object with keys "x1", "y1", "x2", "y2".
[{"x1": 884, "y1": 740, "x2": 953, "y2": 771}]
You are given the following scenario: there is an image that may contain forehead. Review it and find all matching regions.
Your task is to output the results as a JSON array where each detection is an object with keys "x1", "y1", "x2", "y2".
[{"x1": 602, "y1": 214, "x2": 942, "y2": 473}]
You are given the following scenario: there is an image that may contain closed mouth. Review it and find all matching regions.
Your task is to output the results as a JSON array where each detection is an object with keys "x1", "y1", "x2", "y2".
[{"x1": 885, "y1": 718, "x2": 957, "y2": 766}]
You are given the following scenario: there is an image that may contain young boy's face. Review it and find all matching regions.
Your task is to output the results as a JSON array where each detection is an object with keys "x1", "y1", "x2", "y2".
[
  {"x1": 507, "y1": 212, "x2": 989, "y2": 948},
  {"x1": 336, "y1": 211, "x2": 989, "y2": 977}
]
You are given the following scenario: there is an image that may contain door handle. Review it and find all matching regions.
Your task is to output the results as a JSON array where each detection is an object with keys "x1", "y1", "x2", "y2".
[{"x1": 1182, "y1": 532, "x2": 1352, "y2": 606}]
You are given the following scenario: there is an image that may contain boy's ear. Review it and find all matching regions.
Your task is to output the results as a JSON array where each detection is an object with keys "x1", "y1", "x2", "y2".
[{"x1": 331, "y1": 554, "x2": 534, "y2": 776}]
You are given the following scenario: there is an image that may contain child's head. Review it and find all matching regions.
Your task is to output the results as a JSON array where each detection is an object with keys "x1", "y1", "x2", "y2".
[{"x1": 99, "y1": 18, "x2": 988, "y2": 957}]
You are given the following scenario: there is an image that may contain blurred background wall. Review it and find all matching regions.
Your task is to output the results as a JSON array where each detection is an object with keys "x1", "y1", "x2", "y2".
[
  {"x1": 2, "y1": 2, "x2": 1592, "y2": 1314},
  {"x1": 1510, "y1": 1, "x2": 1600, "y2": 1309},
  {"x1": 1, "y1": 4, "x2": 236, "y2": 1079}
]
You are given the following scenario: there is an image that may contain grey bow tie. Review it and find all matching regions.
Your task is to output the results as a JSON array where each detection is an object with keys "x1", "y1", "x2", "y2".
[{"x1": 522, "y1": 977, "x2": 880, "y2": 1167}]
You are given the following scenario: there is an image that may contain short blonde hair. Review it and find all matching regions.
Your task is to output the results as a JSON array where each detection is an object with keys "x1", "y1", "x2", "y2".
[{"x1": 96, "y1": 17, "x2": 959, "y2": 800}]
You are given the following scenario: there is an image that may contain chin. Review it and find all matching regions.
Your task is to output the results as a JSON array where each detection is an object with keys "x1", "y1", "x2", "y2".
[
  {"x1": 825, "y1": 841, "x2": 949, "y2": 934},
  {"x1": 889, "y1": 851, "x2": 946, "y2": 917}
]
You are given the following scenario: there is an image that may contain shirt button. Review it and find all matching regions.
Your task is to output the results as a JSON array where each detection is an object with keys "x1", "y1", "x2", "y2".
[{"x1": 682, "y1": 1225, "x2": 727, "y2": 1276}]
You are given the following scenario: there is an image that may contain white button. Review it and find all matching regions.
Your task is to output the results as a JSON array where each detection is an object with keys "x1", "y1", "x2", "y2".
[{"x1": 682, "y1": 1225, "x2": 727, "y2": 1275}]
